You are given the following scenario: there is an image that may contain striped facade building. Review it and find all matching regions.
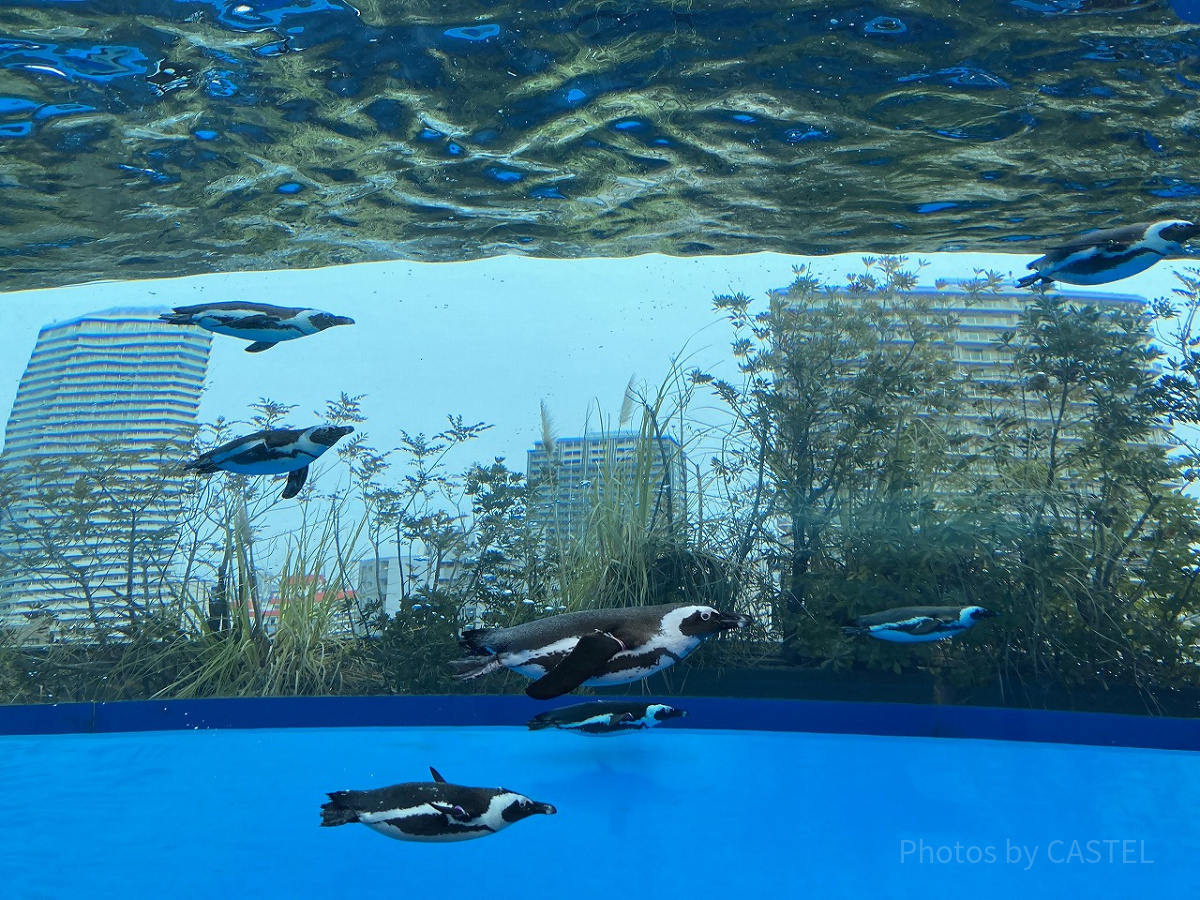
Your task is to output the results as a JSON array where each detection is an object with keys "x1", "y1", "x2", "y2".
[
  {"x1": 911, "y1": 283, "x2": 1160, "y2": 455},
  {"x1": 526, "y1": 431, "x2": 688, "y2": 543},
  {"x1": 0, "y1": 308, "x2": 210, "y2": 642}
]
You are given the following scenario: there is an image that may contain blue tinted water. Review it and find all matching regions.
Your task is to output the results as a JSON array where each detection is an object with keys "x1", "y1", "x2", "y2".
[
  {"x1": 1, "y1": 726, "x2": 1193, "y2": 897},
  {"x1": 3, "y1": 2, "x2": 1198, "y2": 288}
]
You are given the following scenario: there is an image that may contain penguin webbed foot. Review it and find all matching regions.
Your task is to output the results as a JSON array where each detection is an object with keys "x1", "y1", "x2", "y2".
[
  {"x1": 319, "y1": 794, "x2": 360, "y2": 827},
  {"x1": 449, "y1": 656, "x2": 503, "y2": 680}
]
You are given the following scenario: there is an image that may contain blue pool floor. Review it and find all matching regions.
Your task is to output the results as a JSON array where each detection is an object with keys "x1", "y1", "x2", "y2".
[{"x1": 2, "y1": 725, "x2": 1194, "y2": 898}]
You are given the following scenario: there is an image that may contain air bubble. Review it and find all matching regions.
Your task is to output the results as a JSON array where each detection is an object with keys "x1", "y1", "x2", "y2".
[{"x1": 864, "y1": 16, "x2": 907, "y2": 35}]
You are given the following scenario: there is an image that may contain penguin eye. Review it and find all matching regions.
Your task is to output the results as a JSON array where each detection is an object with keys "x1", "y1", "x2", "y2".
[{"x1": 700, "y1": 610, "x2": 712, "y2": 621}]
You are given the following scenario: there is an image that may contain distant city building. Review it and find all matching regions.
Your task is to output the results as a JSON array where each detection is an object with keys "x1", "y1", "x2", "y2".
[
  {"x1": 765, "y1": 281, "x2": 1171, "y2": 527},
  {"x1": 353, "y1": 544, "x2": 471, "y2": 634},
  {"x1": 258, "y1": 573, "x2": 356, "y2": 638},
  {"x1": 907, "y1": 283, "x2": 1166, "y2": 455},
  {"x1": 526, "y1": 431, "x2": 688, "y2": 543},
  {"x1": 775, "y1": 281, "x2": 1162, "y2": 454},
  {"x1": 0, "y1": 307, "x2": 210, "y2": 642}
]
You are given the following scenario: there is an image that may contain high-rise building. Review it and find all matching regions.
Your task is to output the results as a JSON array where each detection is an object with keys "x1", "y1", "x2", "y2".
[
  {"x1": 526, "y1": 431, "x2": 688, "y2": 542},
  {"x1": 770, "y1": 281, "x2": 1169, "y2": 501},
  {"x1": 0, "y1": 307, "x2": 210, "y2": 642},
  {"x1": 353, "y1": 545, "x2": 470, "y2": 630},
  {"x1": 906, "y1": 283, "x2": 1163, "y2": 455}
]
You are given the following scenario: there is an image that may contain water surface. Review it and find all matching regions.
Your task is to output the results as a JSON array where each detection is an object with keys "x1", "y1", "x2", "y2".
[{"x1": 1, "y1": 1, "x2": 1197, "y2": 289}]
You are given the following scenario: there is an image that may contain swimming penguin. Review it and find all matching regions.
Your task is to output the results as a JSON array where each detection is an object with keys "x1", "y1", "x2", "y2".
[
  {"x1": 451, "y1": 603, "x2": 752, "y2": 700},
  {"x1": 841, "y1": 605, "x2": 996, "y2": 643},
  {"x1": 320, "y1": 766, "x2": 556, "y2": 843},
  {"x1": 159, "y1": 301, "x2": 354, "y2": 352},
  {"x1": 1016, "y1": 220, "x2": 1199, "y2": 288},
  {"x1": 183, "y1": 424, "x2": 353, "y2": 499},
  {"x1": 527, "y1": 700, "x2": 687, "y2": 736}
]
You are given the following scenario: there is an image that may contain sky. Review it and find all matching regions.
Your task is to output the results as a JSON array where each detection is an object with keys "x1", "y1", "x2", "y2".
[{"x1": 0, "y1": 250, "x2": 1196, "y2": 560}]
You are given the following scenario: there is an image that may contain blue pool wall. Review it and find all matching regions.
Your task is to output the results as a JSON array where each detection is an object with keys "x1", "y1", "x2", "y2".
[{"x1": 1, "y1": 696, "x2": 1197, "y2": 750}]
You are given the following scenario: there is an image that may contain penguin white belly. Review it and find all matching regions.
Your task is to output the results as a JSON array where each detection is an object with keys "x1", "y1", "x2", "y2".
[
  {"x1": 870, "y1": 628, "x2": 958, "y2": 643},
  {"x1": 504, "y1": 633, "x2": 702, "y2": 684},
  {"x1": 1053, "y1": 251, "x2": 1161, "y2": 284},
  {"x1": 361, "y1": 795, "x2": 511, "y2": 843},
  {"x1": 363, "y1": 821, "x2": 486, "y2": 843},
  {"x1": 218, "y1": 456, "x2": 313, "y2": 475},
  {"x1": 201, "y1": 320, "x2": 305, "y2": 343},
  {"x1": 214, "y1": 434, "x2": 324, "y2": 475},
  {"x1": 581, "y1": 649, "x2": 690, "y2": 685},
  {"x1": 504, "y1": 637, "x2": 578, "y2": 679}
]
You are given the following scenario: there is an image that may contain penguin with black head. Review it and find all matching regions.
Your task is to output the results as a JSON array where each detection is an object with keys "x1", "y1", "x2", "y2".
[
  {"x1": 841, "y1": 605, "x2": 996, "y2": 643},
  {"x1": 160, "y1": 301, "x2": 354, "y2": 352},
  {"x1": 1017, "y1": 220, "x2": 1198, "y2": 288},
  {"x1": 321, "y1": 767, "x2": 556, "y2": 843},
  {"x1": 527, "y1": 700, "x2": 687, "y2": 735},
  {"x1": 451, "y1": 603, "x2": 752, "y2": 700},
  {"x1": 183, "y1": 424, "x2": 353, "y2": 499}
]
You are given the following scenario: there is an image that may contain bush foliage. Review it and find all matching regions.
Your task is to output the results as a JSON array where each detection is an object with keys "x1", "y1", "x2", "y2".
[{"x1": 4, "y1": 258, "x2": 1200, "y2": 713}]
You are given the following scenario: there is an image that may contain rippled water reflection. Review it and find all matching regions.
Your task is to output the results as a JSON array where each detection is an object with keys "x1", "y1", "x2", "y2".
[{"x1": 0, "y1": 1, "x2": 1197, "y2": 289}]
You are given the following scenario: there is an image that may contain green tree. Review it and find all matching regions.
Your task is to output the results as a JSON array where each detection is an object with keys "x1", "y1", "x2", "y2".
[
  {"x1": 0, "y1": 438, "x2": 207, "y2": 644},
  {"x1": 968, "y1": 289, "x2": 1200, "y2": 702},
  {"x1": 699, "y1": 258, "x2": 972, "y2": 662}
]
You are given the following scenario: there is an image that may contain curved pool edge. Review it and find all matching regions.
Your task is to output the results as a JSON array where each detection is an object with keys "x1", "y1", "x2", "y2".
[{"x1": 1, "y1": 695, "x2": 1197, "y2": 750}]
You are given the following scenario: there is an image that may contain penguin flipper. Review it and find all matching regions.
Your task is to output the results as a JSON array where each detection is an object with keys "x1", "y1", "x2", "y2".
[
  {"x1": 245, "y1": 341, "x2": 277, "y2": 352},
  {"x1": 904, "y1": 618, "x2": 941, "y2": 636},
  {"x1": 429, "y1": 766, "x2": 447, "y2": 783},
  {"x1": 526, "y1": 632, "x2": 625, "y2": 700},
  {"x1": 429, "y1": 802, "x2": 470, "y2": 821},
  {"x1": 281, "y1": 466, "x2": 309, "y2": 499}
]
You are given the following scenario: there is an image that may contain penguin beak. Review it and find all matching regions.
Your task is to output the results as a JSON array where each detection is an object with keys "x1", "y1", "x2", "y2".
[
  {"x1": 716, "y1": 612, "x2": 753, "y2": 631},
  {"x1": 532, "y1": 802, "x2": 557, "y2": 816}
]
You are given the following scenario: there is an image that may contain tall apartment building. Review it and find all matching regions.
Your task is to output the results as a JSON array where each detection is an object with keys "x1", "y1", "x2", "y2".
[
  {"x1": 0, "y1": 307, "x2": 210, "y2": 642},
  {"x1": 775, "y1": 282, "x2": 1167, "y2": 497},
  {"x1": 353, "y1": 547, "x2": 472, "y2": 634},
  {"x1": 915, "y1": 283, "x2": 1161, "y2": 453},
  {"x1": 526, "y1": 431, "x2": 688, "y2": 542}
]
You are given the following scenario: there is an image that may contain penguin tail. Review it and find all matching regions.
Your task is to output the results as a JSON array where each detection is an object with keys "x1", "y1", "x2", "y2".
[
  {"x1": 841, "y1": 625, "x2": 868, "y2": 638},
  {"x1": 320, "y1": 794, "x2": 360, "y2": 827},
  {"x1": 159, "y1": 312, "x2": 193, "y2": 325},
  {"x1": 181, "y1": 457, "x2": 217, "y2": 475},
  {"x1": 526, "y1": 715, "x2": 554, "y2": 731},
  {"x1": 449, "y1": 656, "x2": 503, "y2": 681}
]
